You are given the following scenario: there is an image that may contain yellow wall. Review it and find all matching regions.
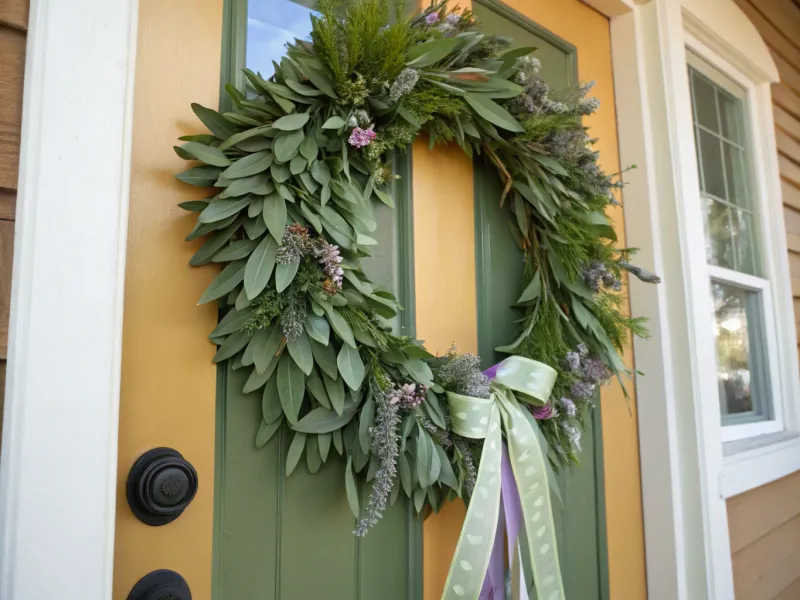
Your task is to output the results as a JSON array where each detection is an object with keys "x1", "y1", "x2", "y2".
[
  {"x1": 112, "y1": 1, "x2": 223, "y2": 598},
  {"x1": 414, "y1": 1, "x2": 647, "y2": 598}
]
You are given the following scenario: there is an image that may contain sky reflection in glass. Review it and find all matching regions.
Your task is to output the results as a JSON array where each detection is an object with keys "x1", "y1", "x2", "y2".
[{"x1": 247, "y1": 0, "x2": 317, "y2": 77}]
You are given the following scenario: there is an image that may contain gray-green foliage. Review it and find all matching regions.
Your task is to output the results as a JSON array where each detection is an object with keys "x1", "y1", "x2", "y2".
[{"x1": 175, "y1": 0, "x2": 656, "y2": 533}]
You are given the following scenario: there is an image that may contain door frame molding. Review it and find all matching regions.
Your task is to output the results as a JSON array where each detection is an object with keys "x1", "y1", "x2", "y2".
[{"x1": 0, "y1": 0, "x2": 140, "y2": 598}]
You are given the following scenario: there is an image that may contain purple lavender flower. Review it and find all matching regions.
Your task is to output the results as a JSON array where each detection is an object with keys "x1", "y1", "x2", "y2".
[
  {"x1": 565, "y1": 351, "x2": 581, "y2": 372},
  {"x1": 582, "y1": 260, "x2": 606, "y2": 292},
  {"x1": 311, "y1": 238, "x2": 343, "y2": 294},
  {"x1": 564, "y1": 424, "x2": 582, "y2": 452},
  {"x1": 560, "y1": 397, "x2": 577, "y2": 417},
  {"x1": 424, "y1": 12, "x2": 440, "y2": 24},
  {"x1": 571, "y1": 380, "x2": 595, "y2": 400},
  {"x1": 354, "y1": 393, "x2": 401, "y2": 537},
  {"x1": 578, "y1": 343, "x2": 589, "y2": 357},
  {"x1": 348, "y1": 127, "x2": 376, "y2": 148},
  {"x1": 580, "y1": 356, "x2": 612, "y2": 385},
  {"x1": 388, "y1": 383, "x2": 426, "y2": 410},
  {"x1": 532, "y1": 404, "x2": 557, "y2": 420},
  {"x1": 445, "y1": 12, "x2": 460, "y2": 24}
]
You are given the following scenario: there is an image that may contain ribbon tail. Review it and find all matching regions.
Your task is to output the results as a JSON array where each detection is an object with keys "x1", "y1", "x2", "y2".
[
  {"x1": 442, "y1": 405, "x2": 504, "y2": 600},
  {"x1": 479, "y1": 500, "x2": 505, "y2": 600},
  {"x1": 497, "y1": 391, "x2": 566, "y2": 600},
  {"x1": 501, "y1": 445, "x2": 529, "y2": 600}
]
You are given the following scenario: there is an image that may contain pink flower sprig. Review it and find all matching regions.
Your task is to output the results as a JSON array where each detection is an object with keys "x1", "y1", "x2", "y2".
[{"x1": 348, "y1": 127, "x2": 376, "y2": 148}]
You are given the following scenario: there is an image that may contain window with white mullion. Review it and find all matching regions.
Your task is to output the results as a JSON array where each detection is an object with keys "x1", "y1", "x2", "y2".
[{"x1": 688, "y1": 51, "x2": 782, "y2": 440}]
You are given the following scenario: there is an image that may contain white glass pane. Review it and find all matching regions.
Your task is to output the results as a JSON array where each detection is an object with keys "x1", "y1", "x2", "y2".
[
  {"x1": 718, "y1": 89, "x2": 744, "y2": 145},
  {"x1": 723, "y1": 142, "x2": 749, "y2": 208},
  {"x1": 712, "y1": 282, "x2": 771, "y2": 423},
  {"x1": 705, "y1": 197, "x2": 735, "y2": 270},
  {"x1": 730, "y1": 209, "x2": 758, "y2": 276},
  {"x1": 691, "y1": 70, "x2": 719, "y2": 134},
  {"x1": 247, "y1": 0, "x2": 317, "y2": 77},
  {"x1": 698, "y1": 129, "x2": 726, "y2": 200}
]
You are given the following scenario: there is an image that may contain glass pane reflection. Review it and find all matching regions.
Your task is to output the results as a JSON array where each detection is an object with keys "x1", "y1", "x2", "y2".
[
  {"x1": 247, "y1": 0, "x2": 318, "y2": 77},
  {"x1": 712, "y1": 282, "x2": 769, "y2": 420}
]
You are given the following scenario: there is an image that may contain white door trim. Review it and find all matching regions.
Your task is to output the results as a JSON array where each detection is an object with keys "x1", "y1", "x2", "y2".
[{"x1": 0, "y1": 0, "x2": 139, "y2": 597}]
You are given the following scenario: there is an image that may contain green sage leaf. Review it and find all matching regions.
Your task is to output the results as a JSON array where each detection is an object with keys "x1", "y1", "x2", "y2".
[
  {"x1": 190, "y1": 219, "x2": 241, "y2": 266},
  {"x1": 244, "y1": 235, "x2": 278, "y2": 299},
  {"x1": 305, "y1": 314, "x2": 330, "y2": 345},
  {"x1": 287, "y1": 331, "x2": 314, "y2": 375},
  {"x1": 272, "y1": 111, "x2": 310, "y2": 131},
  {"x1": 191, "y1": 103, "x2": 238, "y2": 140},
  {"x1": 337, "y1": 344, "x2": 365, "y2": 391},
  {"x1": 199, "y1": 260, "x2": 246, "y2": 304},
  {"x1": 256, "y1": 417, "x2": 283, "y2": 448},
  {"x1": 198, "y1": 196, "x2": 251, "y2": 223},
  {"x1": 464, "y1": 94, "x2": 524, "y2": 132},
  {"x1": 210, "y1": 306, "x2": 254, "y2": 338},
  {"x1": 345, "y1": 457, "x2": 360, "y2": 518},
  {"x1": 322, "y1": 371, "x2": 345, "y2": 415},
  {"x1": 177, "y1": 165, "x2": 221, "y2": 186},
  {"x1": 273, "y1": 129, "x2": 305, "y2": 163},
  {"x1": 324, "y1": 306, "x2": 356, "y2": 347},
  {"x1": 278, "y1": 353, "x2": 305, "y2": 424},
  {"x1": 212, "y1": 238, "x2": 259, "y2": 263},
  {"x1": 286, "y1": 432, "x2": 307, "y2": 476},
  {"x1": 263, "y1": 194, "x2": 287, "y2": 243},
  {"x1": 322, "y1": 116, "x2": 346, "y2": 129},
  {"x1": 212, "y1": 330, "x2": 250, "y2": 362},
  {"x1": 177, "y1": 141, "x2": 231, "y2": 167},
  {"x1": 275, "y1": 261, "x2": 299, "y2": 293},
  {"x1": 306, "y1": 435, "x2": 322, "y2": 473},
  {"x1": 311, "y1": 337, "x2": 338, "y2": 379},
  {"x1": 262, "y1": 375, "x2": 283, "y2": 423},
  {"x1": 222, "y1": 150, "x2": 273, "y2": 179},
  {"x1": 299, "y1": 134, "x2": 318, "y2": 161},
  {"x1": 220, "y1": 173, "x2": 269, "y2": 198},
  {"x1": 358, "y1": 394, "x2": 375, "y2": 453},
  {"x1": 293, "y1": 401, "x2": 358, "y2": 434}
]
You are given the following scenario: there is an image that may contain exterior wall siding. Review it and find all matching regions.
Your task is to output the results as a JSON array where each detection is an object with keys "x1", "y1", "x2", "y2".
[
  {"x1": 730, "y1": 1, "x2": 800, "y2": 598},
  {"x1": 0, "y1": 0, "x2": 27, "y2": 449}
]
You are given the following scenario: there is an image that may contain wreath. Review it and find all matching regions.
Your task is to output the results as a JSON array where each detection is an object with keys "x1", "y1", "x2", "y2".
[{"x1": 174, "y1": 1, "x2": 658, "y2": 596}]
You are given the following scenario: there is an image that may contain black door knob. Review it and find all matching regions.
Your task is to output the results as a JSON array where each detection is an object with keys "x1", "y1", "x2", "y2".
[
  {"x1": 128, "y1": 569, "x2": 192, "y2": 600},
  {"x1": 126, "y1": 447, "x2": 198, "y2": 526}
]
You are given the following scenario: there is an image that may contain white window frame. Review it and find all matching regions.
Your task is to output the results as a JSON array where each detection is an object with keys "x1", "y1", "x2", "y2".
[
  {"x1": 708, "y1": 266, "x2": 784, "y2": 442},
  {"x1": 685, "y1": 35, "x2": 793, "y2": 444}
]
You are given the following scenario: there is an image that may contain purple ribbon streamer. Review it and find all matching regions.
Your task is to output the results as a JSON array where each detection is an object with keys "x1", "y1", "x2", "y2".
[
  {"x1": 478, "y1": 364, "x2": 529, "y2": 600},
  {"x1": 478, "y1": 445, "x2": 528, "y2": 600}
]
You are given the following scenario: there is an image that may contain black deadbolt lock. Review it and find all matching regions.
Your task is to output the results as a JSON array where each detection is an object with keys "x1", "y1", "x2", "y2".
[
  {"x1": 128, "y1": 569, "x2": 192, "y2": 600},
  {"x1": 126, "y1": 447, "x2": 198, "y2": 526}
]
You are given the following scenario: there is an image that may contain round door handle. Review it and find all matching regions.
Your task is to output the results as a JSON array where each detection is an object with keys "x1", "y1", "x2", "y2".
[
  {"x1": 126, "y1": 447, "x2": 198, "y2": 526},
  {"x1": 127, "y1": 569, "x2": 191, "y2": 600}
]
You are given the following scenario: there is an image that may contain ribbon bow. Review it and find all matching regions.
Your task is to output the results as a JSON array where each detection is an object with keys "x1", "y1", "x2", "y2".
[{"x1": 442, "y1": 356, "x2": 565, "y2": 600}]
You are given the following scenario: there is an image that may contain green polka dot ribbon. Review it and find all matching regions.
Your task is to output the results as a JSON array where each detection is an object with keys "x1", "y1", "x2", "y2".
[{"x1": 442, "y1": 356, "x2": 565, "y2": 600}]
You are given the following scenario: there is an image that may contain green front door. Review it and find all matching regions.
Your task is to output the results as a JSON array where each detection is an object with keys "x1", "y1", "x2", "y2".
[
  {"x1": 214, "y1": 1, "x2": 609, "y2": 598},
  {"x1": 472, "y1": 2, "x2": 609, "y2": 599},
  {"x1": 212, "y1": 2, "x2": 420, "y2": 598}
]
